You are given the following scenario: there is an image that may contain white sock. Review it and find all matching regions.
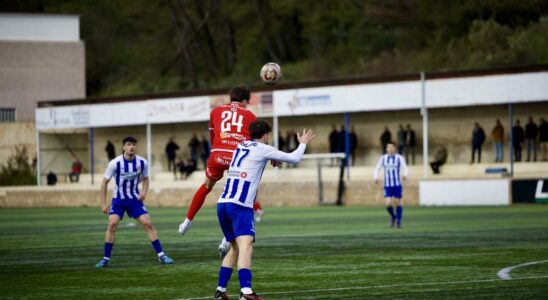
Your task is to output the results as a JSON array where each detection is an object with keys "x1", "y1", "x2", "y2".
[
  {"x1": 102, "y1": 257, "x2": 110, "y2": 260},
  {"x1": 157, "y1": 251, "x2": 165, "y2": 257},
  {"x1": 217, "y1": 287, "x2": 226, "y2": 293},
  {"x1": 241, "y1": 287, "x2": 253, "y2": 295}
]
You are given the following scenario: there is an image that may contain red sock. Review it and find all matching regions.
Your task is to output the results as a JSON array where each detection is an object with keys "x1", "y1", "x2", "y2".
[
  {"x1": 186, "y1": 184, "x2": 211, "y2": 220},
  {"x1": 253, "y1": 202, "x2": 263, "y2": 211}
]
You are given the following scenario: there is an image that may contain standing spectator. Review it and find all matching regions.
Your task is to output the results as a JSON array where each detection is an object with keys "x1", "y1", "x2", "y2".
[
  {"x1": 525, "y1": 116, "x2": 538, "y2": 162},
  {"x1": 430, "y1": 145, "x2": 448, "y2": 174},
  {"x1": 47, "y1": 171, "x2": 57, "y2": 186},
  {"x1": 491, "y1": 119, "x2": 504, "y2": 162},
  {"x1": 338, "y1": 125, "x2": 348, "y2": 155},
  {"x1": 380, "y1": 126, "x2": 391, "y2": 154},
  {"x1": 165, "y1": 138, "x2": 180, "y2": 173},
  {"x1": 69, "y1": 159, "x2": 82, "y2": 182},
  {"x1": 286, "y1": 130, "x2": 298, "y2": 167},
  {"x1": 328, "y1": 125, "x2": 339, "y2": 165},
  {"x1": 200, "y1": 135, "x2": 210, "y2": 170},
  {"x1": 470, "y1": 122, "x2": 486, "y2": 164},
  {"x1": 349, "y1": 126, "x2": 358, "y2": 166},
  {"x1": 539, "y1": 118, "x2": 548, "y2": 161},
  {"x1": 187, "y1": 133, "x2": 200, "y2": 163},
  {"x1": 512, "y1": 120, "x2": 525, "y2": 162},
  {"x1": 105, "y1": 140, "x2": 116, "y2": 161},
  {"x1": 405, "y1": 124, "x2": 416, "y2": 165},
  {"x1": 278, "y1": 131, "x2": 287, "y2": 151},
  {"x1": 397, "y1": 124, "x2": 406, "y2": 155}
]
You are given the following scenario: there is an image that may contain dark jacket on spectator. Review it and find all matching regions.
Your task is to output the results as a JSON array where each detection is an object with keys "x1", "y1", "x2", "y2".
[
  {"x1": 472, "y1": 127, "x2": 486, "y2": 146},
  {"x1": 525, "y1": 122, "x2": 538, "y2": 139}
]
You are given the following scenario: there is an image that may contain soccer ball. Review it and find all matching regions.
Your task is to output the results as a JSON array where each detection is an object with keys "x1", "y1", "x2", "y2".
[{"x1": 260, "y1": 62, "x2": 282, "y2": 85}]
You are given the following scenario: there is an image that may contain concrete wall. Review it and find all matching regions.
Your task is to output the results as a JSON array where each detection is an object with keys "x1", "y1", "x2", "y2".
[
  {"x1": 0, "y1": 41, "x2": 85, "y2": 121},
  {"x1": 0, "y1": 122, "x2": 36, "y2": 166},
  {"x1": 0, "y1": 179, "x2": 419, "y2": 208}
]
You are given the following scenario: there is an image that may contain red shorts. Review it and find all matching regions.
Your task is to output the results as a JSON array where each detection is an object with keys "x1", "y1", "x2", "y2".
[{"x1": 205, "y1": 151, "x2": 233, "y2": 181}]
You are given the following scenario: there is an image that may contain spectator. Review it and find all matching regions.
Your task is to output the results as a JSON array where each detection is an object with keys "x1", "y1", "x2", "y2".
[
  {"x1": 525, "y1": 116, "x2": 538, "y2": 162},
  {"x1": 47, "y1": 171, "x2": 57, "y2": 186},
  {"x1": 278, "y1": 131, "x2": 287, "y2": 151},
  {"x1": 512, "y1": 120, "x2": 525, "y2": 162},
  {"x1": 177, "y1": 158, "x2": 197, "y2": 180},
  {"x1": 105, "y1": 140, "x2": 116, "y2": 161},
  {"x1": 539, "y1": 118, "x2": 548, "y2": 161},
  {"x1": 430, "y1": 145, "x2": 447, "y2": 174},
  {"x1": 188, "y1": 134, "x2": 200, "y2": 163},
  {"x1": 405, "y1": 124, "x2": 416, "y2": 164},
  {"x1": 200, "y1": 135, "x2": 210, "y2": 170},
  {"x1": 470, "y1": 122, "x2": 486, "y2": 164},
  {"x1": 165, "y1": 138, "x2": 180, "y2": 172},
  {"x1": 286, "y1": 130, "x2": 298, "y2": 168},
  {"x1": 69, "y1": 159, "x2": 82, "y2": 182},
  {"x1": 491, "y1": 119, "x2": 504, "y2": 162},
  {"x1": 349, "y1": 126, "x2": 358, "y2": 166},
  {"x1": 380, "y1": 126, "x2": 391, "y2": 154},
  {"x1": 328, "y1": 125, "x2": 339, "y2": 165},
  {"x1": 397, "y1": 124, "x2": 406, "y2": 155}
]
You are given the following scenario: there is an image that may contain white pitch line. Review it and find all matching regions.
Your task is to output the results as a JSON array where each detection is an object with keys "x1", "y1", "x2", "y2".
[
  {"x1": 174, "y1": 275, "x2": 548, "y2": 300},
  {"x1": 497, "y1": 259, "x2": 548, "y2": 280}
]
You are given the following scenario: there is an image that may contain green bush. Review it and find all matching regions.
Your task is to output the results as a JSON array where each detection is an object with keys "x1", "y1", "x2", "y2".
[{"x1": 0, "y1": 146, "x2": 36, "y2": 186}]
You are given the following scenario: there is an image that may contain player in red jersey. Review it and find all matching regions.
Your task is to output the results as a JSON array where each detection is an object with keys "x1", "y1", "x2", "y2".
[{"x1": 178, "y1": 84, "x2": 259, "y2": 235}]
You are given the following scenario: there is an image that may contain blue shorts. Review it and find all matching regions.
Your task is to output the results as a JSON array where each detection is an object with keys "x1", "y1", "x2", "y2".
[
  {"x1": 217, "y1": 202, "x2": 255, "y2": 242},
  {"x1": 384, "y1": 185, "x2": 403, "y2": 198},
  {"x1": 109, "y1": 198, "x2": 148, "y2": 219}
]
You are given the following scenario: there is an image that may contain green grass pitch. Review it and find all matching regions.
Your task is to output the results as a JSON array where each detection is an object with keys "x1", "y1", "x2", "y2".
[{"x1": 1, "y1": 205, "x2": 547, "y2": 299}]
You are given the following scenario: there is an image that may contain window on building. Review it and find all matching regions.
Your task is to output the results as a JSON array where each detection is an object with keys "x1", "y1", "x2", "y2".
[{"x1": 0, "y1": 108, "x2": 16, "y2": 123}]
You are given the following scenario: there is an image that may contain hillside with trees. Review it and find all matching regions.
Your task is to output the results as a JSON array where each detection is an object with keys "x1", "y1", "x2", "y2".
[{"x1": 2, "y1": 0, "x2": 548, "y2": 97}]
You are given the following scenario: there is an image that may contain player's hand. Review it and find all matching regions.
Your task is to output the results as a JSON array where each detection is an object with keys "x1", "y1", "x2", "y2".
[
  {"x1": 297, "y1": 128, "x2": 315, "y2": 145},
  {"x1": 271, "y1": 160, "x2": 282, "y2": 168},
  {"x1": 374, "y1": 179, "x2": 379, "y2": 185},
  {"x1": 138, "y1": 193, "x2": 146, "y2": 202},
  {"x1": 101, "y1": 204, "x2": 108, "y2": 215},
  {"x1": 403, "y1": 176, "x2": 408, "y2": 181}
]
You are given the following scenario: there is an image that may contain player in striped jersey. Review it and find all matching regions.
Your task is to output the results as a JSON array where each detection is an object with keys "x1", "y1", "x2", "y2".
[
  {"x1": 374, "y1": 141, "x2": 409, "y2": 228},
  {"x1": 95, "y1": 137, "x2": 173, "y2": 268},
  {"x1": 214, "y1": 121, "x2": 315, "y2": 300}
]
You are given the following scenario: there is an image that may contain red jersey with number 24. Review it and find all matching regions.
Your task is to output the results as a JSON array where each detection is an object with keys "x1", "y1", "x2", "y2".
[{"x1": 209, "y1": 102, "x2": 257, "y2": 153}]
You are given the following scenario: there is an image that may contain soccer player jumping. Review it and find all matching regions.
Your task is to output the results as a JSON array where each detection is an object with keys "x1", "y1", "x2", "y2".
[
  {"x1": 214, "y1": 120, "x2": 315, "y2": 300},
  {"x1": 96, "y1": 137, "x2": 173, "y2": 268},
  {"x1": 178, "y1": 85, "x2": 266, "y2": 236},
  {"x1": 374, "y1": 141, "x2": 409, "y2": 228}
]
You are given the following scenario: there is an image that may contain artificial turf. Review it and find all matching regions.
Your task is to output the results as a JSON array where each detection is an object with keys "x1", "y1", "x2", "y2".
[{"x1": 0, "y1": 205, "x2": 547, "y2": 299}]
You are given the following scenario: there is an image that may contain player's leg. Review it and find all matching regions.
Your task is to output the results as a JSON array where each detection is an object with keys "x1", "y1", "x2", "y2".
[
  {"x1": 394, "y1": 185, "x2": 404, "y2": 228},
  {"x1": 135, "y1": 210, "x2": 173, "y2": 264},
  {"x1": 253, "y1": 201, "x2": 264, "y2": 222},
  {"x1": 384, "y1": 186, "x2": 396, "y2": 227},
  {"x1": 215, "y1": 203, "x2": 237, "y2": 299},
  {"x1": 96, "y1": 213, "x2": 121, "y2": 268}
]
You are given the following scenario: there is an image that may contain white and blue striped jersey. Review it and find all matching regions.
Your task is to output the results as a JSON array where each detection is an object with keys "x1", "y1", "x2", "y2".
[
  {"x1": 374, "y1": 154, "x2": 409, "y2": 187},
  {"x1": 218, "y1": 141, "x2": 307, "y2": 208},
  {"x1": 104, "y1": 154, "x2": 149, "y2": 200}
]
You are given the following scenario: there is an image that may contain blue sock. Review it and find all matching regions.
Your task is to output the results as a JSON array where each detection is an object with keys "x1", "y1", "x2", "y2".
[
  {"x1": 151, "y1": 239, "x2": 164, "y2": 256},
  {"x1": 238, "y1": 268, "x2": 252, "y2": 289},
  {"x1": 386, "y1": 206, "x2": 395, "y2": 220},
  {"x1": 104, "y1": 242, "x2": 113, "y2": 259},
  {"x1": 396, "y1": 206, "x2": 403, "y2": 223},
  {"x1": 218, "y1": 267, "x2": 233, "y2": 289}
]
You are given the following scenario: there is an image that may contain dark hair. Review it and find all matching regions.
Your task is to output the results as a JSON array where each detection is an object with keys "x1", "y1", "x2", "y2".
[
  {"x1": 122, "y1": 136, "x2": 137, "y2": 144},
  {"x1": 229, "y1": 84, "x2": 251, "y2": 102},
  {"x1": 249, "y1": 120, "x2": 272, "y2": 139}
]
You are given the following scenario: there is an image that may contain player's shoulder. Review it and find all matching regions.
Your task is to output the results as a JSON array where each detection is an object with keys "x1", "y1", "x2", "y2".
[
  {"x1": 109, "y1": 155, "x2": 123, "y2": 164},
  {"x1": 134, "y1": 154, "x2": 147, "y2": 163}
]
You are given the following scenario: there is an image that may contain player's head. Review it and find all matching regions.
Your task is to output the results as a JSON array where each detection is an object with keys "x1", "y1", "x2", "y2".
[
  {"x1": 249, "y1": 120, "x2": 272, "y2": 142},
  {"x1": 386, "y1": 141, "x2": 396, "y2": 155},
  {"x1": 122, "y1": 136, "x2": 137, "y2": 157},
  {"x1": 229, "y1": 84, "x2": 251, "y2": 106}
]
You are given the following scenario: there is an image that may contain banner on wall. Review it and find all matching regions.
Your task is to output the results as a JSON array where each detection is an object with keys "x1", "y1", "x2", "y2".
[
  {"x1": 147, "y1": 97, "x2": 210, "y2": 123},
  {"x1": 512, "y1": 179, "x2": 548, "y2": 203}
]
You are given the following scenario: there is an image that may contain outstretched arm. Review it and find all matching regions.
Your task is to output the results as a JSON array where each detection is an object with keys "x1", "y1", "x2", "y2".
[
  {"x1": 264, "y1": 129, "x2": 315, "y2": 165},
  {"x1": 373, "y1": 156, "x2": 384, "y2": 184}
]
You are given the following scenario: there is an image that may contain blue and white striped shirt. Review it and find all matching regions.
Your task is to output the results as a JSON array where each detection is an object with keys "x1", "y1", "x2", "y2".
[
  {"x1": 218, "y1": 141, "x2": 307, "y2": 208},
  {"x1": 104, "y1": 154, "x2": 148, "y2": 200},
  {"x1": 374, "y1": 154, "x2": 409, "y2": 187}
]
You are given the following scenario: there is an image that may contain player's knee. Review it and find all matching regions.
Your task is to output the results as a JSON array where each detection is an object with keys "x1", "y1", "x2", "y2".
[
  {"x1": 142, "y1": 221, "x2": 154, "y2": 230},
  {"x1": 107, "y1": 221, "x2": 118, "y2": 232}
]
